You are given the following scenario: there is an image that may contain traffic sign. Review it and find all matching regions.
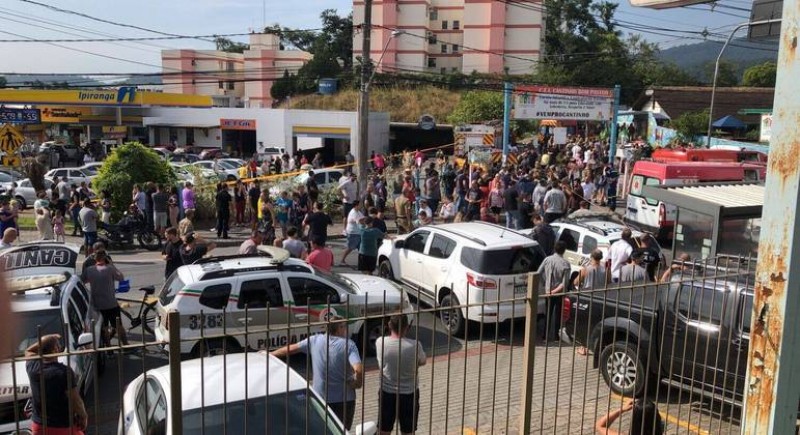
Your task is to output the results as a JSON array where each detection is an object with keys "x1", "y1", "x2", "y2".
[
  {"x1": 0, "y1": 124, "x2": 24, "y2": 154},
  {"x1": 0, "y1": 108, "x2": 40, "y2": 124},
  {"x1": 2, "y1": 156, "x2": 20, "y2": 167}
]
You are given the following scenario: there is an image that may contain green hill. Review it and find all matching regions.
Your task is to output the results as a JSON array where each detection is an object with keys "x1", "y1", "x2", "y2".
[
  {"x1": 658, "y1": 38, "x2": 778, "y2": 82},
  {"x1": 283, "y1": 86, "x2": 462, "y2": 123}
]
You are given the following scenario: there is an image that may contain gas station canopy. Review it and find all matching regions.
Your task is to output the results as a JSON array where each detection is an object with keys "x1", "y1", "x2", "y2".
[{"x1": 0, "y1": 88, "x2": 212, "y2": 108}]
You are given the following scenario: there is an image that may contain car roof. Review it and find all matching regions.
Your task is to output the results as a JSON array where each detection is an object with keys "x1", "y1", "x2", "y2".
[
  {"x1": 179, "y1": 255, "x2": 312, "y2": 284},
  {"x1": 429, "y1": 222, "x2": 537, "y2": 249},
  {"x1": 148, "y1": 353, "x2": 308, "y2": 410},
  {"x1": 553, "y1": 219, "x2": 643, "y2": 240},
  {"x1": 10, "y1": 289, "x2": 59, "y2": 313}
]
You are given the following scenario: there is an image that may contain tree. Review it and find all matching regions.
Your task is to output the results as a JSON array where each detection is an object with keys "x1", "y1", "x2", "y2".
[
  {"x1": 93, "y1": 142, "x2": 177, "y2": 218},
  {"x1": 447, "y1": 91, "x2": 504, "y2": 124},
  {"x1": 669, "y1": 109, "x2": 709, "y2": 141},
  {"x1": 214, "y1": 36, "x2": 249, "y2": 53},
  {"x1": 742, "y1": 61, "x2": 777, "y2": 87},
  {"x1": 271, "y1": 70, "x2": 297, "y2": 101},
  {"x1": 704, "y1": 60, "x2": 739, "y2": 87}
]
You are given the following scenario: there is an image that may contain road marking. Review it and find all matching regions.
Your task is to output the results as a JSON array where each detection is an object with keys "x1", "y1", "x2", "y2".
[{"x1": 610, "y1": 394, "x2": 710, "y2": 435}]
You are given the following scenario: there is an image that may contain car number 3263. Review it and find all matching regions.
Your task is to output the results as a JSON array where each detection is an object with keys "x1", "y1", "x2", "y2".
[{"x1": 187, "y1": 314, "x2": 225, "y2": 330}]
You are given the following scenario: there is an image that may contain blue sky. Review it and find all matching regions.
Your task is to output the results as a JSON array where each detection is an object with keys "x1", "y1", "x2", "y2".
[{"x1": 0, "y1": 0, "x2": 751, "y2": 74}]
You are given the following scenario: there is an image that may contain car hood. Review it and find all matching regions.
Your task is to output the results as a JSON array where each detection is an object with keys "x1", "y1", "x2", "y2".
[{"x1": 339, "y1": 273, "x2": 404, "y2": 301}]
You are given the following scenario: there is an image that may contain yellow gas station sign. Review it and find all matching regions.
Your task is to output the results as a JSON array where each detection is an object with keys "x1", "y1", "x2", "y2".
[{"x1": 0, "y1": 88, "x2": 212, "y2": 108}]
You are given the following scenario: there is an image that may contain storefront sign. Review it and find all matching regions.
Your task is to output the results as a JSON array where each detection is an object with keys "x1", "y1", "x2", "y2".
[
  {"x1": 40, "y1": 106, "x2": 92, "y2": 123},
  {"x1": 102, "y1": 126, "x2": 127, "y2": 139},
  {"x1": 0, "y1": 108, "x2": 40, "y2": 124},
  {"x1": 513, "y1": 85, "x2": 614, "y2": 121},
  {"x1": 0, "y1": 89, "x2": 211, "y2": 108},
  {"x1": 220, "y1": 119, "x2": 257, "y2": 130}
]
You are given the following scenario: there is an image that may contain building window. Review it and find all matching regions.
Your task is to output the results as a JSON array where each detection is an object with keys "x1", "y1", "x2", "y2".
[
  {"x1": 452, "y1": 44, "x2": 459, "y2": 53},
  {"x1": 428, "y1": 33, "x2": 437, "y2": 44},
  {"x1": 218, "y1": 81, "x2": 224, "y2": 89},
  {"x1": 226, "y1": 61, "x2": 235, "y2": 72},
  {"x1": 427, "y1": 57, "x2": 437, "y2": 68},
  {"x1": 441, "y1": 44, "x2": 448, "y2": 54},
  {"x1": 227, "y1": 81, "x2": 234, "y2": 90},
  {"x1": 430, "y1": 8, "x2": 438, "y2": 20},
  {"x1": 453, "y1": 20, "x2": 460, "y2": 30},
  {"x1": 441, "y1": 20, "x2": 448, "y2": 30}
]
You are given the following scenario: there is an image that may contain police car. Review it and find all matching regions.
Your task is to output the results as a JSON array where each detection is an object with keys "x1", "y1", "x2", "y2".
[
  {"x1": 0, "y1": 243, "x2": 103, "y2": 429},
  {"x1": 154, "y1": 247, "x2": 412, "y2": 357},
  {"x1": 119, "y1": 352, "x2": 377, "y2": 434}
]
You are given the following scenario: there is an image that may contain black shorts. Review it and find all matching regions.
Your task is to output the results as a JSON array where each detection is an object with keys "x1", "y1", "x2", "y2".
[
  {"x1": 328, "y1": 400, "x2": 356, "y2": 430},
  {"x1": 379, "y1": 390, "x2": 419, "y2": 433},
  {"x1": 358, "y1": 254, "x2": 377, "y2": 272},
  {"x1": 99, "y1": 306, "x2": 122, "y2": 329}
]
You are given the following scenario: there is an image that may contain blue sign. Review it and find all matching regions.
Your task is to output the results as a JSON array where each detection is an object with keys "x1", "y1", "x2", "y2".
[{"x1": 0, "y1": 108, "x2": 40, "y2": 124}]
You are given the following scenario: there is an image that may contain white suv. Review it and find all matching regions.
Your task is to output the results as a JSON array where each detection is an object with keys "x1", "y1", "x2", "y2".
[
  {"x1": 377, "y1": 222, "x2": 546, "y2": 335},
  {"x1": 154, "y1": 249, "x2": 412, "y2": 357}
]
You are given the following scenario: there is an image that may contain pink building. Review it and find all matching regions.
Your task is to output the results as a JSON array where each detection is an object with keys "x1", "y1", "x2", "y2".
[
  {"x1": 161, "y1": 33, "x2": 312, "y2": 108},
  {"x1": 353, "y1": 0, "x2": 543, "y2": 75}
]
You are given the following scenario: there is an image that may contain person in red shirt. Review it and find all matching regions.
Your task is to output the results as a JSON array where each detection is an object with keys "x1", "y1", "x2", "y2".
[{"x1": 306, "y1": 237, "x2": 334, "y2": 271}]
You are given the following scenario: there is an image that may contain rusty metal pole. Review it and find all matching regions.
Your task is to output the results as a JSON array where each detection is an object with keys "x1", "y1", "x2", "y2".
[
  {"x1": 167, "y1": 311, "x2": 183, "y2": 435},
  {"x1": 743, "y1": 4, "x2": 800, "y2": 434},
  {"x1": 518, "y1": 272, "x2": 539, "y2": 434}
]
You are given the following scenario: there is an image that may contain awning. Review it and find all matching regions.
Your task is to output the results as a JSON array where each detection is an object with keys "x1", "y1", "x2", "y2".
[
  {"x1": 292, "y1": 126, "x2": 350, "y2": 140},
  {"x1": 643, "y1": 182, "x2": 764, "y2": 219},
  {"x1": 712, "y1": 115, "x2": 748, "y2": 129},
  {"x1": 540, "y1": 119, "x2": 559, "y2": 127},
  {"x1": 146, "y1": 123, "x2": 220, "y2": 129}
]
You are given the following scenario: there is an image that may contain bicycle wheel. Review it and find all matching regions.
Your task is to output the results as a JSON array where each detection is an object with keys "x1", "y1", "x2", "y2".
[{"x1": 140, "y1": 303, "x2": 157, "y2": 336}]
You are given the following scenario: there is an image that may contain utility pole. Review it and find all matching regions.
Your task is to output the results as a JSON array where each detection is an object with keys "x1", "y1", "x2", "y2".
[{"x1": 356, "y1": 0, "x2": 373, "y2": 190}]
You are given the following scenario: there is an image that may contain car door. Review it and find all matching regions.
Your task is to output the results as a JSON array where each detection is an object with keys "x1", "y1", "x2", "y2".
[
  {"x1": 63, "y1": 282, "x2": 93, "y2": 388},
  {"x1": 724, "y1": 292, "x2": 752, "y2": 398},
  {"x1": 69, "y1": 170, "x2": 84, "y2": 182},
  {"x1": 556, "y1": 226, "x2": 584, "y2": 269},
  {"x1": 663, "y1": 283, "x2": 727, "y2": 389},
  {"x1": 231, "y1": 277, "x2": 293, "y2": 351},
  {"x1": 284, "y1": 275, "x2": 343, "y2": 343},
  {"x1": 397, "y1": 230, "x2": 431, "y2": 288},
  {"x1": 421, "y1": 233, "x2": 457, "y2": 299},
  {"x1": 135, "y1": 377, "x2": 168, "y2": 435}
]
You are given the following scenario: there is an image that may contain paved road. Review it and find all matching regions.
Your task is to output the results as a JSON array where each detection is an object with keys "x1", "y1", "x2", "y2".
[{"x1": 76, "y1": 242, "x2": 736, "y2": 434}]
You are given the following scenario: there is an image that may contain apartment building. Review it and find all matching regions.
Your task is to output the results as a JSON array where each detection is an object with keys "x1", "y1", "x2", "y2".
[
  {"x1": 161, "y1": 33, "x2": 312, "y2": 108},
  {"x1": 353, "y1": 0, "x2": 543, "y2": 75}
]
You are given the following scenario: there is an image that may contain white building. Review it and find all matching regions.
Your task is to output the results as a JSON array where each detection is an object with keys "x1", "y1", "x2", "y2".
[{"x1": 143, "y1": 108, "x2": 389, "y2": 166}]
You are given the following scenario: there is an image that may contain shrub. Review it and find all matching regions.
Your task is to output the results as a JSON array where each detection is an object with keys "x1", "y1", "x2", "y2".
[{"x1": 93, "y1": 142, "x2": 176, "y2": 218}]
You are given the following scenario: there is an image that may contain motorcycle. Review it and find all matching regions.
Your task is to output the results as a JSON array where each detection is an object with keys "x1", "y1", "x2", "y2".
[{"x1": 99, "y1": 209, "x2": 162, "y2": 251}]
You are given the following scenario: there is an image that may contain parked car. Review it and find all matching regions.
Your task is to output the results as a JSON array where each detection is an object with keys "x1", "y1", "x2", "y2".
[
  {"x1": 0, "y1": 178, "x2": 54, "y2": 210},
  {"x1": 153, "y1": 247, "x2": 412, "y2": 357},
  {"x1": 79, "y1": 162, "x2": 104, "y2": 178},
  {"x1": 377, "y1": 221, "x2": 546, "y2": 335},
  {"x1": 256, "y1": 146, "x2": 285, "y2": 163},
  {"x1": 45, "y1": 167, "x2": 93, "y2": 186},
  {"x1": 198, "y1": 149, "x2": 229, "y2": 160},
  {"x1": 219, "y1": 158, "x2": 261, "y2": 177},
  {"x1": 152, "y1": 147, "x2": 173, "y2": 160},
  {"x1": 169, "y1": 153, "x2": 200, "y2": 164},
  {"x1": 118, "y1": 352, "x2": 377, "y2": 435},
  {"x1": 0, "y1": 243, "x2": 103, "y2": 427},
  {"x1": 294, "y1": 168, "x2": 345, "y2": 191},
  {"x1": 39, "y1": 142, "x2": 81, "y2": 161},
  {"x1": 564, "y1": 256, "x2": 754, "y2": 400}
]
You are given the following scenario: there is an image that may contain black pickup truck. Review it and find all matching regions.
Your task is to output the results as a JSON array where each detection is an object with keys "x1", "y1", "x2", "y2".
[{"x1": 564, "y1": 269, "x2": 754, "y2": 399}]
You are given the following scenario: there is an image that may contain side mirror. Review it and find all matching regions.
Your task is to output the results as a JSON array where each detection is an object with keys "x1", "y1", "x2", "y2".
[
  {"x1": 394, "y1": 240, "x2": 405, "y2": 249},
  {"x1": 354, "y1": 421, "x2": 378, "y2": 435},
  {"x1": 77, "y1": 332, "x2": 94, "y2": 347},
  {"x1": 140, "y1": 285, "x2": 156, "y2": 295}
]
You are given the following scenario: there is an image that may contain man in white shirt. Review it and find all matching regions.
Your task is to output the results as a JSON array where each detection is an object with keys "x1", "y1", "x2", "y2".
[
  {"x1": 581, "y1": 178, "x2": 596, "y2": 203},
  {"x1": 608, "y1": 228, "x2": 634, "y2": 282},
  {"x1": 341, "y1": 202, "x2": 364, "y2": 265},
  {"x1": 339, "y1": 174, "x2": 359, "y2": 230}
]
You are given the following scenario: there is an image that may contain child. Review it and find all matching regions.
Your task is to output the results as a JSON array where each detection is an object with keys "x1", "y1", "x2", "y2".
[
  {"x1": 53, "y1": 209, "x2": 65, "y2": 242},
  {"x1": 101, "y1": 196, "x2": 112, "y2": 225}
]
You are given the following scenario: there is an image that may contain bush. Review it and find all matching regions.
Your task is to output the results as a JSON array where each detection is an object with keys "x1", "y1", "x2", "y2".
[{"x1": 93, "y1": 142, "x2": 176, "y2": 218}]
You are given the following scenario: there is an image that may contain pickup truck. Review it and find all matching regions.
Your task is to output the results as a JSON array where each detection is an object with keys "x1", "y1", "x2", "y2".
[{"x1": 564, "y1": 268, "x2": 753, "y2": 400}]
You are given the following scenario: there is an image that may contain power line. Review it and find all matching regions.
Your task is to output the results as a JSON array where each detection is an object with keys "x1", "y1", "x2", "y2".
[{"x1": 0, "y1": 31, "x2": 258, "y2": 43}]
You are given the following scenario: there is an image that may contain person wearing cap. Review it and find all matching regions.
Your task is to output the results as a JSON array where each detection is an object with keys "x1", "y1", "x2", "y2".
[{"x1": 272, "y1": 315, "x2": 363, "y2": 430}]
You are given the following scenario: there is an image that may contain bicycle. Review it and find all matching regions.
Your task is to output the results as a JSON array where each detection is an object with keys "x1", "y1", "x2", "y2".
[{"x1": 100, "y1": 285, "x2": 158, "y2": 350}]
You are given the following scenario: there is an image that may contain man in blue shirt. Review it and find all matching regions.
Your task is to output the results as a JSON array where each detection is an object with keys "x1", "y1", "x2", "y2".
[{"x1": 271, "y1": 316, "x2": 363, "y2": 429}]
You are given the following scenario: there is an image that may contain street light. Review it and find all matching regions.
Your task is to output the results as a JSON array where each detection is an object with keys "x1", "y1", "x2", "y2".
[
  {"x1": 357, "y1": 29, "x2": 405, "y2": 190},
  {"x1": 706, "y1": 19, "x2": 781, "y2": 147}
]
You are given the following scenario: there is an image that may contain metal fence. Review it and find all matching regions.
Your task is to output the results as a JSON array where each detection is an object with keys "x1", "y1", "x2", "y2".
[{"x1": 2, "y1": 255, "x2": 762, "y2": 434}]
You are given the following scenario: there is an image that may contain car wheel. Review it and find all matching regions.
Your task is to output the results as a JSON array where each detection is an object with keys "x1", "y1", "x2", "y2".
[
  {"x1": 358, "y1": 318, "x2": 388, "y2": 357},
  {"x1": 378, "y1": 259, "x2": 394, "y2": 280},
  {"x1": 14, "y1": 196, "x2": 26, "y2": 210},
  {"x1": 599, "y1": 341, "x2": 648, "y2": 397},
  {"x1": 191, "y1": 338, "x2": 240, "y2": 359},
  {"x1": 439, "y1": 293, "x2": 466, "y2": 336}
]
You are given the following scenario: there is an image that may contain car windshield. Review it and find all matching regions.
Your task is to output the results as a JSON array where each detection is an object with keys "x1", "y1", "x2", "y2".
[
  {"x1": 0, "y1": 173, "x2": 14, "y2": 183},
  {"x1": 159, "y1": 274, "x2": 186, "y2": 306},
  {"x1": 216, "y1": 160, "x2": 238, "y2": 170},
  {"x1": 183, "y1": 391, "x2": 344, "y2": 434},
  {"x1": 82, "y1": 166, "x2": 99, "y2": 175},
  {"x1": 16, "y1": 309, "x2": 62, "y2": 356},
  {"x1": 312, "y1": 266, "x2": 357, "y2": 294},
  {"x1": 461, "y1": 246, "x2": 546, "y2": 275}
]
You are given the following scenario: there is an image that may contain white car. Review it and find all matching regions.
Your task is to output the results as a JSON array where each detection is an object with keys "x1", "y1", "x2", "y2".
[
  {"x1": 377, "y1": 221, "x2": 546, "y2": 335},
  {"x1": 174, "y1": 162, "x2": 218, "y2": 183},
  {"x1": 45, "y1": 167, "x2": 93, "y2": 186},
  {"x1": 294, "y1": 168, "x2": 345, "y2": 191},
  {"x1": 256, "y1": 145, "x2": 285, "y2": 163},
  {"x1": 219, "y1": 158, "x2": 262, "y2": 177},
  {"x1": 190, "y1": 160, "x2": 236, "y2": 181},
  {"x1": 519, "y1": 214, "x2": 665, "y2": 280},
  {"x1": 79, "y1": 162, "x2": 104, "y2": 178},
  {"x1": 118, "y1": 352, "x2": 377, "y2": 435},
  {"x1": 0, "y1": 243, "x2": 103, "y2": 428},
  {"x1": 0, "y1": 178, "x2": 54, "y2": 210},
  {"x1": 153, "y1": 248, "x2": 412, "y2": 357}
]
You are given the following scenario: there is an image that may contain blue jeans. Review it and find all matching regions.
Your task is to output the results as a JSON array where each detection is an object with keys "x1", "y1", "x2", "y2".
[
  {"x1": 454, "y1": 193, "x2": 465, "y2": 214},
  {"x1": 505, "y1": 210, "x2": 520, "y2": 229}
]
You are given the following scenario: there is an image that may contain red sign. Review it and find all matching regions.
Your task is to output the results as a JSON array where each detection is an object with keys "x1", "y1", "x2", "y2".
[
  {"x1": 515, "y1": 85, "x2": 614, "y2": 99},
  {"x1": 220, "y1": 119, "x2": 257, "y2": 130}
]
